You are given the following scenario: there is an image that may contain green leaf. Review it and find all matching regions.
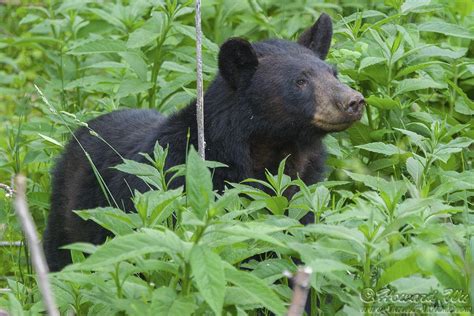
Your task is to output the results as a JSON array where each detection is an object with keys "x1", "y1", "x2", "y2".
[
  {"x1": 406, "y1": 157, "x2": 423, "y2": 186},
  {"x1": 117, "y1": 78, "x2": 152, "y2": 98},
  {"x1": 38, "y1": 133, "x2": 63, "y2": 147},
  {"x1": 394, "y1": 78, "x2": 446, "y2": 96},
  {"x1": 74, "y1": 207, "x2": 135, "y2": 236},
  {"x1": 134, "y1": 189, "x2": 183, "y2": 226},
  {"x1": 88, "y1": 8, "x2": 126, "y2": 30},
  {"x1": 114, "y1": 159, "x2": 163, "y2": 189},
  {"x1": 224, "y1": 263, "x2": 287, "y2": 314},
  {"x1": 127, "y1": 28, "x2": 159, "y2": 48},
  {"x1": 150, "y1": 288, "x2": 196, "y2": 316},
  {"x1": 264, "y1": 196, "x2": 288, "y2": 215},
  {"x1": 359, "y1": 56, "x2": 386, "y2": 71},
  {"x1": 416, "y1": 46, "x2": 467, "y2": 60},
  {"x1": 307, "y1": 258, "x2": 355, "y2": 273},
  {"x1": 348, "y1": 122, "x2": 373, "y2": 145},
  {"x1": 19, "y1": 13, "x2": 40, "y2": 25},
  {"x1": 433, "y1": 137, "x2": 474, "y2": 163},
  {"x1": 190, "y1": 245, "x2": 225, "y2": 315},
  {"x1": 366, "y1": 95, "x2": 399, "y2": 110},
  {"x1": 395, "y1": 61, "x2": 444, "y2": 79},
  {"x1": 162, "y1": 61, "x2": 193, "y2": 73},
  {"x1": 356, "y1": 142, "x2": 406, "y2": 156},
  {"x1": 66, "y1": 229, "x2": 188, "y2": 270},
  {"x1": 120, "y1": 51, "x2": 149, "y2": 82},
  {"x1": 400, "y1": 0, "x2": 431, "y2": 13},
  {"x1": 68, "y1": 39, "x2": 128, "y2": 55},
  {"x1": 62, "y1": 242, "x2": 97, "y2": 255},
  {"x1": 377, "y1": 254, "x2": 420, "y2": 288},
  {"x1": 186, "y1": 148, "x2": 213, "y2": 220},
  {"x1": 64, "y1": 75, "x2": 119, "y2": 90},
  {"x1": 419, "y1": 21, "x2": 474, "y2": 39},
  {"x1": 297, "y1": 224, "x2": 365, "y2": 248},
  {"x1": 216, "y1": 223, "x2": 288, "y2": 248}
]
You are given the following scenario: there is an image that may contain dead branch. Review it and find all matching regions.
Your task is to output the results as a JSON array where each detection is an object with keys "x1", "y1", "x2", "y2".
[
  {"x1": 14, "y1": 175, "x2": 59, "y2": 316},
  {"x1": 287, "y1": 266, "x2": 313, "y2": 316},
  {"x1": 0, "y1": 241, "x2": 23, "y2": 247},
  {"x1": 0, "y1": 183, "x2": 15, "y2": 197},
  {"x1": 195, "y1": 0, "x2": 205, "y2": 159}
]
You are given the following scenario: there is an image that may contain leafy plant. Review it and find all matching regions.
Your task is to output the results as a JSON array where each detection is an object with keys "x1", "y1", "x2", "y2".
[{"x1": 0, "y1": 0, "x2": 472, "y2": 315}]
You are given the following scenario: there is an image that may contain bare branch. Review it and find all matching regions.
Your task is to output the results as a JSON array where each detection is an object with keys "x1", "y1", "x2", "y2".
[
  {"x1": 0, "y1": 309, "x2": 10, "y2": 316},
  {"x1": 14, "y1": 175, "x2": 59, "y2": 316},
  {"x1": 0, "y1": 183, "x2": 15, "y2": 198},
  {"x1": 0, "y1": 241, "x2": 23, "y2": 247},
  {"x1": 287, "y1": 266, "x2": 313, "y2": 316},
  {"x1": 195, "y1": 0, "x2": 205, "y2": 159}
]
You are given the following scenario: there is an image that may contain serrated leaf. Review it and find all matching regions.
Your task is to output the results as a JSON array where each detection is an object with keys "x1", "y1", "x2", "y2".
[
  {"x1": 406, "y1": 157, "x2": 423, "y2": 186},
  {"x1": 117, "y1": 78, "x2": 152, "y2": 98},
  {"x1": 127, "y1": 28, "x2": 159, "y2": 48},
  {"x1": 69, "y1": 39, "x2": 127, "y2": 55},
  {"x1": 401, "y1": 0, "x2": 431, "y2": 13},
  {"x1": 66, "y1": 229, "x2": 188, "y2": 270},
  {"x1": 377, "y1": 254, "x2": 420, "y2": 288},
  {"x1": 366, "y1": 96, "x2": 399, "y2": 110},
  {"x1": 308, "y1": 258, "x2": 355, "y2": 273},
  {"x1": 416, "y1": 46, "x2": 467, "y2": 60},
  {"x1": 419, "y1": 21, "x2": 474, "y2": 39},
  {"x1": 297, "y1": 224, "x2": 365, "y2": 249},
  {"x1": 264, "y1": 196, "x2": 288, "y2": 215},
  {"x1": 114, "y1": 159, "x2": 163, "y2": 189},
  {"x1": 190, "y1": 245, "x2": 225, "y2": 315},
  {"x1": 19, "y1": 14, "x2": 40, "y2": 25},
  {"x1": 356, "y1": 142, "x2": 406, "y2": 156},
  {"x1": 216, "y1": 224, "x2": 288, "y2": 248},
  {"x1": 224, "y1": 262, "x2": 286, "y2": 315},
  {"x1": 120, "y1": 51, "x2": 148, "y2": 81},
  {"x1": 186, "y1": 148, "x2": 213, "y2": 220},
  {"x1": 151, "y1": 288, "x2": 196, "y2": 316},
  {"x1": 359, "y1": 56, "x2": 386, "y2": 71},
  {"x1": 74, "y1": 207, "x2": 135, "y2": 236},
  {"x1": 394, "y1": 78, "x2": 446, "y2": 96}
]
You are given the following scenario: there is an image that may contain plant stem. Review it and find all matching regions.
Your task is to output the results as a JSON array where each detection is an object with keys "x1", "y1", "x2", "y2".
[{"x1": 148, "y1": 16, "x2": 172, "y2": 109}]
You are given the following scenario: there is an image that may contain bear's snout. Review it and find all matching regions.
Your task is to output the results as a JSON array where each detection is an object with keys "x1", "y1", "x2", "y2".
[{"x1": 339, "y1": 92, "x2": 365, "y2": 117}]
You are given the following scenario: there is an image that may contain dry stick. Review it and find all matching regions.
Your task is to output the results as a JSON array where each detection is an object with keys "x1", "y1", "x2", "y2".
[
  {"x1": 287, "y1": 266, "x2": 313, "y2": 316},
  {"x1": 0, "y1": 241, "x2": 23, "y2": 247},
  {"x1": 0, "y1": 183, "x2": 15, "y2": 197},
  {"x1": 195, "y1": 0, "x2": 205, "y2": 159},
  {"x1": 13, "y1": 175, "x2": 59, "y2": 316}
]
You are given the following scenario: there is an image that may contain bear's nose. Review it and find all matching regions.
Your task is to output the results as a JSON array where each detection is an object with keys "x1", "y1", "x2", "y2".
[{"x1": 344, "y1": 94, "x2": 365, "y2": 115}]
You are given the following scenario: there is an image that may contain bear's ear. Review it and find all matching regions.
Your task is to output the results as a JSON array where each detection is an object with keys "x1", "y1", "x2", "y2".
[
  {"x1": 218, "y1": 38, "x2": 258, "y2": 89},
  {"x1": 297, "y1": 13, "x2": 333, "y2": 60}
]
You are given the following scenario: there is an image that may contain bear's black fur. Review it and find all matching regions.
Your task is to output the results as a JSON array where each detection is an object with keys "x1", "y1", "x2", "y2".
[{"x1": 43, "y1": 13, "x2": 365, "y2": 272}]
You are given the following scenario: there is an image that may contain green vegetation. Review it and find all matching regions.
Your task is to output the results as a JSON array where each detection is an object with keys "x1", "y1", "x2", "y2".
[{"x1": 0, "y1": 0, "x2": 473, "y2": 314}]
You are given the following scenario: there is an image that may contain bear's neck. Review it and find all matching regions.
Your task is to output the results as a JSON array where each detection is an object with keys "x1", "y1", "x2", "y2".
[{"x1": 163, "y1": 78, "x2": 254, "y2": 147}]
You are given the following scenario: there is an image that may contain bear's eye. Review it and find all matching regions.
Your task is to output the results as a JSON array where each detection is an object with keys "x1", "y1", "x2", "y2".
[{"x1": 296, "y1": 79, "x2": 307, "y2": 87}]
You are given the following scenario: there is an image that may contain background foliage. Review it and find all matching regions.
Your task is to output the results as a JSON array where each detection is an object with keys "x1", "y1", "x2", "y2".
[{"x1": 0, "y1": 0, "x2": 473, "y2": 314}]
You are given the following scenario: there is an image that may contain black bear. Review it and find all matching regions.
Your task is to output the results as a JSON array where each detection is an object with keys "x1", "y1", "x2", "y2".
[{"x1": 43, "y1": 13, "x2": 364, "y2": 271}]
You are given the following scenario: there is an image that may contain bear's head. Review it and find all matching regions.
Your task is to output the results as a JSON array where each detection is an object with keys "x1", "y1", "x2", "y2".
[{"x1": 218, "y1": 13, "x2": 365, "y2": 133}]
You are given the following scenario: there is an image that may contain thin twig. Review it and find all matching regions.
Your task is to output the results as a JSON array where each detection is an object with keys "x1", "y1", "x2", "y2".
[
  {"x1": 287, "y1": 266, "x2": 313, "y2": 316},
  {"x1": 0, "y1": 241, "x2": 23, "y2": 247},
  {"x1": 195, "y1": 0, "x2": 205, "y2": 159},
  {"x1": 0, "y1": 183, "x2": 15, "y2": 197},
  {"x1": 14, "y1": 175, "x2": 59, "y2": 316}
]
